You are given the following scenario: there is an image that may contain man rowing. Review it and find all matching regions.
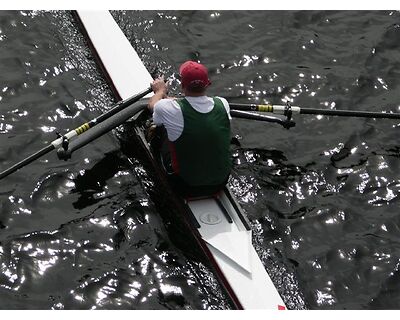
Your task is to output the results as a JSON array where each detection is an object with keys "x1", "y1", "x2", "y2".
[{"x1": 147, "y1": 61, "x2": 232, "y2": 198}]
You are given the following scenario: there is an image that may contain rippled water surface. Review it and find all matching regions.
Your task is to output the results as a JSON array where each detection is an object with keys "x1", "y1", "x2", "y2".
[{"x1": 1, "y1": 10, "x2": 400, "y2": 309}]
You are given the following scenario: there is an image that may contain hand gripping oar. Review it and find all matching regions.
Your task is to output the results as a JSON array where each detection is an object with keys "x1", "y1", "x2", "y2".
[
  {"x1": 0, "y1": 87, "x2": 152, "y2": 181},
  {"x1": 229, "y1": 102, "x2": 400, "y2": 120}
]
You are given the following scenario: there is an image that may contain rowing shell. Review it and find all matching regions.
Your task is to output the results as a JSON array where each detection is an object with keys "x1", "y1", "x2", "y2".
[{"x1": 74, "y1": 10, "x2": 285, "y2": 310}]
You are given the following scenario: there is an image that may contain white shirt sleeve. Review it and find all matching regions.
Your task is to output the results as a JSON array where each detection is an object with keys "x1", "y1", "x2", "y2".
[
  {"x1": 152, "y1": 99, "x2": 166, "y2": 126},
  {"x1": 216, "y1": 96, "x2": 232, "y2": 120},
  {"x1": 152, "y1": 99, "x2": 184, "y2": 142}
]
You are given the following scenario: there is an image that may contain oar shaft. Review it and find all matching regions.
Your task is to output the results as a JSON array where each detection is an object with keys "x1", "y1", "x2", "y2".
[
  {"x1": 57, "y1": 99, "x2": 149, "y2": 160},
  {"x1": 63, "y1": 86, "x2": 153, "y2": 141},
  {"x1": 229, "y1": 103, "x2": 400, "y2": 120},
  {"x1": 50, "y1": 87, "x2": 153, "y2": 150},
  {"x1": 229, "y1": 103, "x2": 300, "y2": 115},
  {"x1": 230, "y1": 110, "x2": 295, "y2": 129},
  {"x1": 300, "y1": 108, "x2": 400, "y2": 119},
  {"x1": 93, "y1": 87, "x2": 152, "y2": 124},
  {"x1": 0, "y1": 87, "x2": 152, "y2": 180},
  {"x1": 0, "y1": 144, "x2": 54, "y2": 180}
]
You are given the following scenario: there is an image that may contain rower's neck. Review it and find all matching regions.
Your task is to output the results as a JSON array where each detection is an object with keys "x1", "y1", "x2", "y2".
[
  {"x1": 184, "y1": 93, "x2": 206, "y2": 97},
  {"x1": 183, "y1": 88, "x2": 207, "y2": 97}
]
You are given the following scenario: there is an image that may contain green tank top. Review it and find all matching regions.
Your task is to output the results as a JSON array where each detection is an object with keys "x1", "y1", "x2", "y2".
[{"x1": 171, "y1": 97, "x2": 231, "y2": 186}]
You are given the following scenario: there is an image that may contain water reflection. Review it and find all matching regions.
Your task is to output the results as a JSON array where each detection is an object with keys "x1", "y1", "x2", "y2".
[{"x1": 2, "y1": 9, "x2": 400, "y2": 310}]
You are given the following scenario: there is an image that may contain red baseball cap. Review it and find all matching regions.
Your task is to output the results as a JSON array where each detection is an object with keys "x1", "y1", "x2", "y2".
[{"x1": 179, "y1": 61, "x2": 211, "y2": 89}]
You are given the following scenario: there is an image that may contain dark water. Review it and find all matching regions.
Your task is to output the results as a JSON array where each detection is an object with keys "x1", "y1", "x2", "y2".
[{"x1": 1, "y1": 10, "x2": 400, "y2": 310}]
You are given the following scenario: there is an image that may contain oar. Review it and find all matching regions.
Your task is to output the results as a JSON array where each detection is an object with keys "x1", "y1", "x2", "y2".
[
  {"x1": 229, "y1": 103, "x2": 400, "y2": 120},
  {"x1": 0, "y1": 87, "x2": 152, "y2": 181}
]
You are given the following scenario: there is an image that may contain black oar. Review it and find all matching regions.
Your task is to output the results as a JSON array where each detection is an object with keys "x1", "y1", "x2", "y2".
[
  {"x1": 0, "y1": 87, "x2": 152, "y2": 181},
  {"x1": 229, "y1": 103, "x2": 400, "y2": 120}
]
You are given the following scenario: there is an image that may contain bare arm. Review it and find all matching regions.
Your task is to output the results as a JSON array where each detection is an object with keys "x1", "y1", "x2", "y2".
[{"x1": 148, "y1": 76, "x2": 169, "y2": 112}]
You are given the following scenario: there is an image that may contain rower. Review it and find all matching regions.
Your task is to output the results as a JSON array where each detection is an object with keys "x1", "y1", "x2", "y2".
[{"x1": 147, "y1": 61, "x2": 232, "y2": 198}]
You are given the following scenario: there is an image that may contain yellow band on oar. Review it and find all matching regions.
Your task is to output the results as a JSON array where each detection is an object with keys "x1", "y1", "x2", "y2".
[
  {"x1": 75, "y1": 123, "x2": 90, "y2": 135},
  {"x1": 257, "y1": 104, "x2": 273, "y2": 112}
]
